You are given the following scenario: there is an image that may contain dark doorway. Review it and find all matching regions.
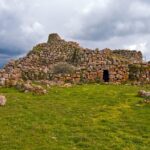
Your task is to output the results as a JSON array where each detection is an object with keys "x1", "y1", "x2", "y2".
[{"x1": 103, "y1": 70, "x2": 109, "y2": 82}]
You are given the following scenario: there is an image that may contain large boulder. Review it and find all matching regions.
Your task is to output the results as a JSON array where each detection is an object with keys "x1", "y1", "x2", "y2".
[
  {"x1": 16, "y1": 81, "x2": 47, "y2": 95},
  {"x1": 143, "y1": 99, "x2": 150, "y2": 104},
  {"x1": 0, "y1": 95, "x2": 7, "y2": 106},
  {"x1": 0, "y1": 78, "x2": 6, "y2": 86},
  {"x1": 61, "y1": 83, "x2": 72, "y2": 88},
  {"x1": 138, "y1": 90, "x2": 150, "y2": 97},
  {"x1": 23, "y1": 83, "x2": 34, "y2": 92},
  {"x1": 32, "y1": 85, "x2": 47, "y2": 95}
]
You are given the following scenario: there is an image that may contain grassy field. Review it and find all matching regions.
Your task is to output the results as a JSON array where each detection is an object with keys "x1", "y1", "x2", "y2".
[{"x1": 0, "y1": 84, "x2": 150, "y2": 150}]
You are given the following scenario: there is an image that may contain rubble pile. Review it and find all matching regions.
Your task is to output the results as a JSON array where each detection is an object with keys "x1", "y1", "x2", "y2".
[{"x1": 0, "y1": 33, "x2": 149, "y2": 93}]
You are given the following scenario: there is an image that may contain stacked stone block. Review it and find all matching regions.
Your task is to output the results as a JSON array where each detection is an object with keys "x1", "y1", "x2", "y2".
[{"x1": 0, "y1": 33, "x2": 149, "y2": 87}]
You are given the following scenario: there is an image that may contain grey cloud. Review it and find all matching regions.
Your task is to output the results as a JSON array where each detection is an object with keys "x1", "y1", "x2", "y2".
[
  {"x1": 79, "y1": 34, "x2": 150, "y2": 61},
  {"x1": 0, "y1": 0, "x2": 89, "y2": 58},
  {"x1": 69, "y1": 0, "x2": 150, "y2": 41},
  {"x1": 0, "y1": 54, "x2": 14, "y2": 68},
  {"x1": 0, "y1": 0, "x2": 150, "y2": 64},
  {"x1": 67, "y1": 0, "x2": 150, "y2": 60}
]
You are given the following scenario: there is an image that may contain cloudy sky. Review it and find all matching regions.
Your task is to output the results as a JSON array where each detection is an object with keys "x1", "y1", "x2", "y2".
[{"x1": 0, "y1": 0, "x2": 150, "y2": 67}]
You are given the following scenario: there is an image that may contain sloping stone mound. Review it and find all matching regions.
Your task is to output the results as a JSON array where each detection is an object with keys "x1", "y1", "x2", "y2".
[{"x1": 0, "y1": 33, "x2": 149, "y2": 93}]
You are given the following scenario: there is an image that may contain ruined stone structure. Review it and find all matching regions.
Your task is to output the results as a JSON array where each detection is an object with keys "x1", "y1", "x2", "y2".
[{"x1": 0, "y1": 33, "x2": 150, "y2": 88}]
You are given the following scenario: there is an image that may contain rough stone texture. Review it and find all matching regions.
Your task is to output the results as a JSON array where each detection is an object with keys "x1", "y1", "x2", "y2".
[
  {"x1": 143, "y1": 99, "x2": 150, "y2": 104},
  {"x1": 129, "y1": 64, "x2": 150, "y2": 83},
  {"x1": 138, "y1": 90, "x2": 150, "y2": 104},
  {"x1": 0, "y1": 33, "x2": 149, "y2": 90},
  {"x1": 47, "y1": 33, "x2": 63, "y2": 43},
  {"x1": 16, "y1": 81, "x2": 47, "y2": 95},
  {"x1": 0, "y1": 95, "x2": 7, "y2": 106},
  {"x1": 113, "y1": 50, "x2": 143, "y2": 63},
  {"x1": 61, "y1": 83, "x2": 72, "y2": 88},
  {"x1": 138, "y1": 90, "x2": 150, "y2": 97}
]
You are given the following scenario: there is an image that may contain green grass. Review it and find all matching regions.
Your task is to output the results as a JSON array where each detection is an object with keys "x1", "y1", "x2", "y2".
[{"x1": 0, "y1": 84, "x2": 150, "y2": 150}]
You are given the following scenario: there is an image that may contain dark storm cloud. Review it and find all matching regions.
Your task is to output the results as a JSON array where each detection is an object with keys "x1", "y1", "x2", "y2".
[
  {"x1": 0, "y1": 6, "x2": 23, "y2": 55},
  {"x1": 67, "y1": 0, "x2": 150, "y2": 60},
  {"x1": 70, "y1": 0, "x2": 150, "y2": 41},
  {"x1": 0, "y1": 0, "x2": 90, "y2": 59},
  {"x1": 0, "y1": 54, "x2": 14, "y2": 68},
  {"x1": 0, "y1": 0, "x2": 47, "y2": 57},
  {"x1": 0, "y1": 0, "x2": 150, "y2": 64}
]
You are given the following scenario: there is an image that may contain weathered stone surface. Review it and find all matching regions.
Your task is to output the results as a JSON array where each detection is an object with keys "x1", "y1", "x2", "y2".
[
  {"x1": 16, "y1": 81, "x2": 47, "y2": 95},
  {"x1": 0, "y1": 33, "x2": 149, "y2": 91},
  {"x1": 47, "y1": 33, "x2": 63, "y2": 43},
  {"x1": 0, "y1": 78, "x2": 5, "y2": 86},
  {"x1": 113, "y1": 50, "x2": 143, "y2": 63},
  {"x1": 61, "y1": 83, "x2": 72, "y2": 88},
  {"x1": 32, "y1": 85, "x2": 47, "y2": 95},
  {"x1": 138, "y1": 90, "x2": 150, "y2": 97},
  {"x1": 0, "y1": 95, "x2": 7, "y2": 106},
  {"x1": 143, "y1": 99, "x2": 150, "y2": 104}
]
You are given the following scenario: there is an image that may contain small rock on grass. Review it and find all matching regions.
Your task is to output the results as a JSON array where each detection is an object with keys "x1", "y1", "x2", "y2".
[
  {"x1": 138, "y1": 90, "x2": 150, "y2": 97},
  {"x1": 61, "y1": 83, "x2": 72, "y2": 88},
  {"x1": 0, "y1": 95, "x2": 7, "y2": 106}
]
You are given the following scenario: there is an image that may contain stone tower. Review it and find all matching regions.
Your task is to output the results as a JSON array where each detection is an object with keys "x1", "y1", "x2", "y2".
[{"x1": 47, "y1": 33, "x2": 62, "y2": 43}]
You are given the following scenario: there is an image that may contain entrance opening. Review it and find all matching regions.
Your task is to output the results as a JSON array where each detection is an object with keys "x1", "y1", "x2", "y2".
[{"x1": 103, "y1": 70, "x2": 109, "y2": 82}]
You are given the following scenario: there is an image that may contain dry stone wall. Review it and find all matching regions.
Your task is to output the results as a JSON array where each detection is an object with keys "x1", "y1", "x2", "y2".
[
  {"x1": 113, "y1": 50, "x2": 143, "y2": 63},
  {"x1": 129, "y1": 63, "x2": 150, "y2": 83},
  {"x1": 0, "y1": 33, "x2": 149, "y2": 87}
]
